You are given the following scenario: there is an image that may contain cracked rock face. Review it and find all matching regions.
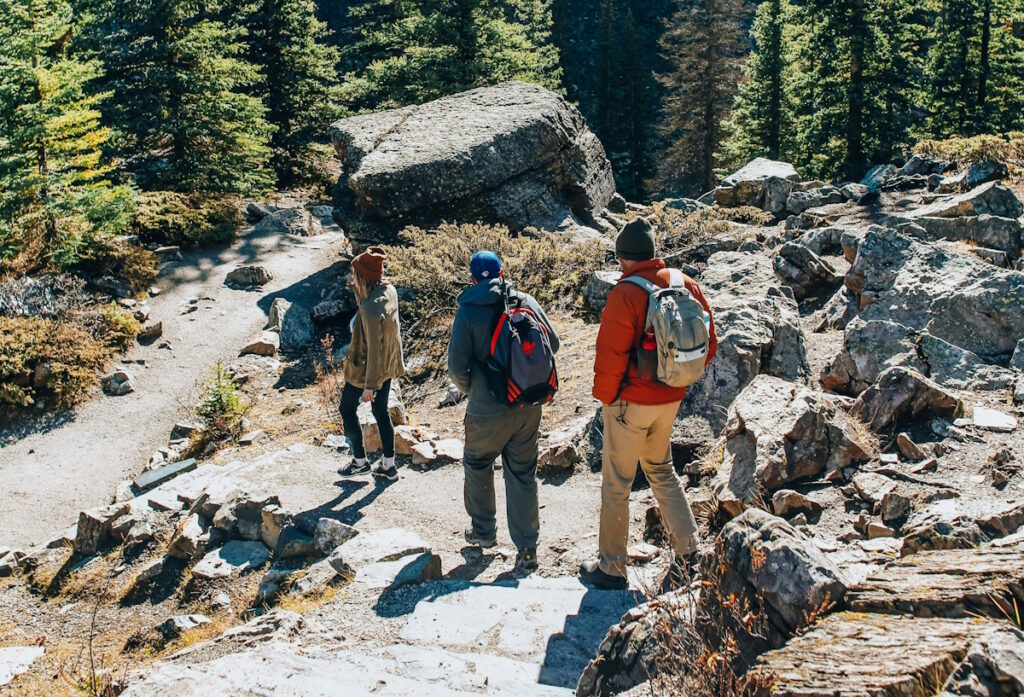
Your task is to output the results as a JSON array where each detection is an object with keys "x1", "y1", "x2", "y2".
[
  {"x1": 329, "y1": 81, "x2": 615, "y2": 242},
  {"x1": 713, "y1": 375, "x2": 872, "y2": 516}
]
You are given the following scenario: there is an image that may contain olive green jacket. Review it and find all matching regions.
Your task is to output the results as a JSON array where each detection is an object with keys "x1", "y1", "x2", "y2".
[{"x1": 344, "y1": 283, "x2": 406, "y2": 391}]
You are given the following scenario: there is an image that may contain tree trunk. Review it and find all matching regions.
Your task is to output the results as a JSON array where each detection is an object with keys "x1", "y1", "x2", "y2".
[
  {"x1": 977, "y1": 0, "x2": 991, "y2": 122},
  {"x1": 766, "y1": 0, "x2": 782, "y2": 158},
  {"x1": 845, "y1": 0, "x2": 867, "y2": 181},
  {"x1": 31, "y1": 53, "x2": 57, "y2": 250}
]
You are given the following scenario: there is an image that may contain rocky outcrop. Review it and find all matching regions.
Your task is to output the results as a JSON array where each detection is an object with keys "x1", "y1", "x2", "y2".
[
  {"x1": 907, "y1": 181, "x2": 1023, "y2": 220},
  {"x1": 266, "y1": 298, "x2": 315, "y2": 351},
  {"x1": 846, "y1": 230, "x2": 1023, "y2": 359},
  {"x1": 679, "y1": 252, "x2": 809, "y2": 434},
  {"x1": 329, "y1": 82, "x2": 616, "y2": 244},
  {"x1": 253, "y1": 207, "x2": 323, "y2": 237},
  {"x1": 713, "y1": 376, "x2": 872, "y2": 516}
]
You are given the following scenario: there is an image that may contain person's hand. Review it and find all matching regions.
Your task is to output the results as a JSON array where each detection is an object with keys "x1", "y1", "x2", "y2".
[{"x1": 362, "y1": 389, "x2": 373, "y2": 402}]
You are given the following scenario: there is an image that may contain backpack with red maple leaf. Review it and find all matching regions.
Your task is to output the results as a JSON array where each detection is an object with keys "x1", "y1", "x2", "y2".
[{"x1": 482, "y1": 279, "x2": 558, "y2": 408}]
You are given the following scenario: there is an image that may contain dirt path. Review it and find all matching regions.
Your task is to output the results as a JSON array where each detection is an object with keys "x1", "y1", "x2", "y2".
[{"x1": 0, "y1": 222, "x2": 348, "y2": 549}]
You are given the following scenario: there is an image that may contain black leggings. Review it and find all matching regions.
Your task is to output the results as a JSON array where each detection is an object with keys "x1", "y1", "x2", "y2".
[{"x1": 339, "y1": 379, "x2": 394, "y2": 459}]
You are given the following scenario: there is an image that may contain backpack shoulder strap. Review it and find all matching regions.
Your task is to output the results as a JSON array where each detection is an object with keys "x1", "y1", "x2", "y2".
[{"x1": 621, "y1": 275, "x2": 659, "y2": 294}]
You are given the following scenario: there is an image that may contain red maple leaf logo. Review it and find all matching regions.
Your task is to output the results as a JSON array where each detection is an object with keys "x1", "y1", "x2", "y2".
[{"x1": 522, "y1": 340, "x2": 536, "y2": 359}]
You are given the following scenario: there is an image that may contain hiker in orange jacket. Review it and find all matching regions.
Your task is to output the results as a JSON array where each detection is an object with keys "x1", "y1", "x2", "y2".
[{"x1": 581, "y1": 217, "x2": 717, "y2": 590}]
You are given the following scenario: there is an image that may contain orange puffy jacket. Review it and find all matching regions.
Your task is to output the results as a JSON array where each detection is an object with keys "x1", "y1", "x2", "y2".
[{"x1": 592, "y1": 258, "x2": 718, "y2": 405}]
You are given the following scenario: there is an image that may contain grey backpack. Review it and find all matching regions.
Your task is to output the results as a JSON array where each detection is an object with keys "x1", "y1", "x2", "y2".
[{"x1": 623, "y1": 269, "x2": 710, "y2": 387}]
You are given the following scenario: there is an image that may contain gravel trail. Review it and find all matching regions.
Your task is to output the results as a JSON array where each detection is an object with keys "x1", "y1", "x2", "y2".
[{"x1": 0, "y1": 223, "x2": 348, "y2": 548}]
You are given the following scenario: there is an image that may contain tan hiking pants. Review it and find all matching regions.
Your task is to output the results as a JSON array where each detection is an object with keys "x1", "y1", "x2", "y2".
[{"x1": 599, "y1": 400, "x2": 699, "y2": 578}]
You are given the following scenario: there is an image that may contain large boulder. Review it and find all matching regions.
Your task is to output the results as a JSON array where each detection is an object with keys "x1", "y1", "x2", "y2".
[
  {"x1": 329, "y1": 82, "x2": 615, "y2": 242},
  {"x1": 846, "y1": 228, "x2": 1024, "y2": 364},
  {"x1": 266, "y1": 298, "x2": 315, "y2": 351},
  {"x1": 714, "y1": 158, "x2": 800, "y2": 209},
  {"x1": 678, "y1": 252, "x2": 809, "y2": 434},
  {"x1": 785, "y1": 185, "x2": 845, "y2": 215},
  {"x1": 713, "y1": 375, "x2": 872, "y2": 517},
  {"x1": 252, "y1": 207, "x2": 323, "y2": 237},
  {"x1": 908, "y1": 214, "x2": 1023, "y2": 255},
  {"x1": 935, "y1": 159, "x2": 1009, "y2": 193}
]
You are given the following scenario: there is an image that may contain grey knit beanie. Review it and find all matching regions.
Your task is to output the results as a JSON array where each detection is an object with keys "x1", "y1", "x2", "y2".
[{"x1": 615, "y1": 218, "x2": 656, "y2": 261}]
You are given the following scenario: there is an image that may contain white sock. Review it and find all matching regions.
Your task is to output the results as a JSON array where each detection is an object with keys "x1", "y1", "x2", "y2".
[
  {"x1": 383, "y1": 456, "x2": 395, "y2": 469},
  {"x1": 353, "y1": 456, "x2": 367, "y2": 466}
]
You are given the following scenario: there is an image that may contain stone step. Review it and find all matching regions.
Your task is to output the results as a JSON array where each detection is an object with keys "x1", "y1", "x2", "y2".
[
  {"x1": 846, "y1": 546, "x2": 1024, "y2": 619},
  {"x1": 746, "y1": 613, "x2": 1016, "y2": 696}
]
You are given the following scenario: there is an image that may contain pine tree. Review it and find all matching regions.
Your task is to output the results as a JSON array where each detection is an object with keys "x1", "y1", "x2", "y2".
[
  {"x1": 340, "y1": 0, "x2": 562, "y2": 113},
  {"x1": 720, "y1": 0, "x2": 795, "y2": 169},
  {"x1": 0, "y1": 0, "x2": 133, "y2": 268},
  {"x1": 93, "y1": 0, "x2": 274, "y2": 195},
  {"x1": 925, "y1": 0, "x2": 1024, "y2": 137},
  {"x1": 655, "y1": 0, "x2": 747, "y2": 196},
  {"x1": 245, "y1": 0, "x2": 344, "y2": 185}
]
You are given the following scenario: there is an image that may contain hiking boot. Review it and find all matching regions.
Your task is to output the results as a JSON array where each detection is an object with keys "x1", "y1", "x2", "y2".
[
  {"x1": 463, "y1": 527, "x2": 497, "y2": 549},
  {"x1": 517, "y1": 546, "x2": 538, "y2": 571},
  {"x1": 371, "y1": 462, "x2": 398, "y2": 481},
  {"x1": 338, "y1": 459, "x2": 370, "y2": 477},
  {"x1": 579, "y1": 560, "x2": 627, "y2": 590}
]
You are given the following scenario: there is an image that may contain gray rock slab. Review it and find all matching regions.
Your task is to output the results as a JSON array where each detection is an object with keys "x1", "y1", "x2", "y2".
[
  {"x1": 133, "y1": 458, "x2": 198, "y2": 492},
  {"x1": 191, "y1": 541, "x2": 269, "y2": 581},
  {"x1": 354, "y1": 552, "x2": 441, "y2": 589},
  {"x1": 338, "y1": 528, "x2": 431, "y2": 567}
]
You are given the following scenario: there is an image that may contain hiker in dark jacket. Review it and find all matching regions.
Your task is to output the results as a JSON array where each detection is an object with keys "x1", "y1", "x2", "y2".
[
  {"x1": 338, "y1": 246, "x2": 407, "y2": 481},
  {"x1": 447, "y1": 251, "x2": 560, "y2": 571}
]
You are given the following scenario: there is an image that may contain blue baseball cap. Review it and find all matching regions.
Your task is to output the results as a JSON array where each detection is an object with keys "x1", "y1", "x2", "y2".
[{"x1": 470, "y1": 250, "x2": 502, "y2": 281}]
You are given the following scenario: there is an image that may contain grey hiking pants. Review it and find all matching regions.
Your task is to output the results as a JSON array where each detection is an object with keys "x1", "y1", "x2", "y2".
[{"x1": 463, "y1": 408, "x2": 542, "y2": 550}]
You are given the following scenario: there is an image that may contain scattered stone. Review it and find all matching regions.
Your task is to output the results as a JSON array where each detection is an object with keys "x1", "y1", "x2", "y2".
[
  {"x1": 137, "y1": 320, "x2": 162, "y2": 343},
  {"x1": 238, "y1": 429, "x2": 265, "y2": 446},
  {"x1": 240, "y1": 332, "x2": 279, "y2": 357},
  {"x1": 266, "y1": 298, "x2": 315, "y2": 351},
  {"x1": 337, "y1": 528, "x2": 430, "y2": 568},
  {"x1": 851, "y1": 367, "x2": 962, "y2": 432},
  {"x1": 583, "y1": 270, "x2": 621, "y2": 313},
  {"x1": 785, "y1": 185, "x2": 845, "y2": 215},
  {"x1": 288, "y1": 558, "x2": 348, "y2": 596},
  {"x1": 213, "y1": 492, "x2": 281, "y2": 540},
  {"x1": 852, "y1": 473, "x2": 898, "y2": 505},
  {"x1": 314, "y1": 518, "x2": 358, "y2": 555},
  {"x1": 133, "y1": 458, "x2": 197, "y2": 493},
  {"x1": 713, "y1": 375, "x2": 872, "y2": 517},
  {"x1": 134, "y1": 556, "x2": 167, "y2": 587},
  {"x1": 861, "y1": 163, "x2": 897, "y2": 193},
  {"x1": 537, "y1": 414, "x2": 596, "y2": 474},
  {"x1": 972, "y1": 406, "x2": 1017, "y2": 433},
  {"x1": 410, "y1": 442, "x2": 436, "y2": 467},
  {"x1": 156, "y1": 614, "x2": 211, "y2": 641},
  {"x1": 101, "y1": 370, "x2": 135, "y2": 396},
  {"x1": 393, "y1": 425, "x2": 438, "y2": 456},
  {"x1": 437, "y1": 383, "x2": 464, "y2": 408},
  {"x1": 226, "y1": 265, "x2": 273, "y2": 287},
  {"x1": 881, "y1": 491, "x2": 914, "y2": 525},
  {"x1": 355, "y1": 552, "x2": 442, "y2": 589},
  {"x1": 254, "y1": 207, "x2": 322, "y2": 237},
  {"x1": 627, "y1": 543, "x2": 660, "y2": 563},
  {"x1": 259, "y1": 505, "x2": 288, "y2": 551},
  {"x1": 275, "y1": 526, "x2": 317, "y2": 559},
  {"x1": 73, "y1": 503, "x2": 130, "y2": 555},
  {"x1": 167, "y1": 513, "x2": 207, "y2": 561},
  {"x1": 911, "y1": 456, "x2": 938, "y2": 474},
  {"x1": 879, "y1": 452, "x2": 899, "y2": 464},
  {"x1": 867, "y1": 522, "x2": 896, "y2": 539},
  {"x1": 772, "y1": 490, "x2": 822, "y2": 518},
  {"x1": 191, "y1": 541, "x2": 270, "y2": 581},
  {"x1": 897, "y1": 432, "x2": 927, "y2": 461}
]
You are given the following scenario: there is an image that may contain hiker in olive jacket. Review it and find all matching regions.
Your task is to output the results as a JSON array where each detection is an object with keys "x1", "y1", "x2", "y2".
[
  {"x1": 339, "y1": 246, "x2": 406, "y2": 481},
  {"x1": 447, "y1": 251, "x2": 560, "y2": 571}
]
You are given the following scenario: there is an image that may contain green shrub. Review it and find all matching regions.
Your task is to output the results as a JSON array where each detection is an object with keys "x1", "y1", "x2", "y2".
[
  {"x1": 648, "y1": 203, "x2": 731, "y2": 250},
  {"x1": 97, "y1": 303, "x2": 141, "y2": 351},
  {"x1": 914, "y1": 133, "x2": 1024, "y2": 176},
  {"x1": 134, "y1": 192, "x2": 241, "y2": 248},
  {"x1": 717, "y1": 205, "x2": 774, "y2": 226},
  {"x1": 385, "y1": 222, "x2": 605, "y2": 359},
  {"x1": 195, "y1": 362, "x2": 246, "y2": 433},
  {"x1": 0, "y1": 316, "x2": 106, "y2": 409},
  {"x1": 70, "y1": 238, "x2": 158, "y2": 295}
]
